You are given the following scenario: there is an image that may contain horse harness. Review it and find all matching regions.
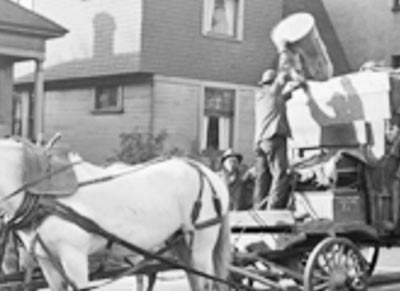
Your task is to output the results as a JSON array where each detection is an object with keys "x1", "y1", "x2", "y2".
[{"x1": 0, "y1": 157, "x2": 232, "y2": 291}]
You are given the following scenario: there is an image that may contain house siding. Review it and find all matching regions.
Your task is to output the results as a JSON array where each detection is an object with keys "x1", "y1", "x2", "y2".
[
  {"x1": 153, "y1": 77, "x2": 201, "y2": 154},
  {"x1": 44, "y1": 81, "x2": 152, "y2": 163},
  {"x1": 141, "y1": 0, "x2": 282, "y2": 86},
  {"x1": 153, "y1": 75, "x2": 257, "y2": 163},
  {"x1": 236, "y1": 88, "x2": 256, "y2": 164},
  {"x1": 322, "y1": 0, "x2": 396, "y2": 70},
  {"x1": 0, "y1": 31, "x2": 44, "y2": 53}
]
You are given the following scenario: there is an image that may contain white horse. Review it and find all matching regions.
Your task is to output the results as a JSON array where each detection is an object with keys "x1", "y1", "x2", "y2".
[{"x1": 0, "y1": 138, "x2": 231, "y2": 291}]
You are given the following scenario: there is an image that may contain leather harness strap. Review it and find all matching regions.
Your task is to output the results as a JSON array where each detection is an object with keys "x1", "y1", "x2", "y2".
[{"x1": 184, "y1": 159, "x2": 223, "y2": 226}]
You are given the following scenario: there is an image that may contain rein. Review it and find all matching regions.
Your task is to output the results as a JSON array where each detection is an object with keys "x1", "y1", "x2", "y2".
[{"x1": 1, "y1": 156, "x2": 173, "y2": 208}]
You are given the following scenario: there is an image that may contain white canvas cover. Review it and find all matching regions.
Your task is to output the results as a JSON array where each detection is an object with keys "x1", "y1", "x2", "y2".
[{"x1": 288, "y1": 71, "x2": 391, "y2": 158}]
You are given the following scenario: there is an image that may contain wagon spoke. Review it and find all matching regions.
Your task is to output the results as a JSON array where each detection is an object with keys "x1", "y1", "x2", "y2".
[
  {"x1": 344, "y1": 248, "x2": 356, "y2": 270},
  {"x1": 331, "y1": 243, "x2": 342, "y2": 266},
  {"x1": 304, "y1": 238, "x2": 372, "y2": 291},
  {"x1": 313, "y1": 281, "x2": 330, "y2": 291},
  {"x1": 336, "y1": 244, "x2": 348, "y2": 267},
  {"x1": 311, "y1": 265, "x2": 330, "y2": 279},
  {"x1": 321, "y1": 252, "x2": 334, "y2": 271},
  {"x1": 315, "y1": 261, "x2": 330, "y2": 277}
]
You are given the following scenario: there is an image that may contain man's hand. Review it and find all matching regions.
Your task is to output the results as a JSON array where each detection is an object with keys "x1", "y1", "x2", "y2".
[{"x1": 282, "y1": 80, "x2": 305, "y2": 100}]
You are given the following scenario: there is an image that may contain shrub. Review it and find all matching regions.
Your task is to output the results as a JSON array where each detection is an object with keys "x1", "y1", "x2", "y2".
[{"x1": 110, "y1": 129, "x2": 183, "y2": 164}]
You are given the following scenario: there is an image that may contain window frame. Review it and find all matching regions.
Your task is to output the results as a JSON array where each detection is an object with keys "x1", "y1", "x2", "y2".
[
  {"x1": 201, "y1": 0, "x2": 244, "y2": 41},
  {"x1": 92, "y1": 85, "x2": 124, "y2": 114},
  {"x1": 200, "y1": 85, "x2": 237, "y2": 152}
]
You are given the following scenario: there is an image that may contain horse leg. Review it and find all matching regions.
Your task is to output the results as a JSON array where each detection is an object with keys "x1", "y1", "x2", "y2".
[
  {"x1": 58, "y1": 245, "x2": 89, "y2": 289},
  {"x1": 174, "y1": 227, "x2": 219, "y2": 291},
  {"x1": 212, "y1": 215, "x2": 231, "y2": 291},
  {"x1": 136, "y1": 275, "x2": 145, "y2": 291},
  {"x1": 37, "y1": 243, "x2": 88, "y2": 291},
  {"x1": 146, "y1": 273, "x2": 157, "y2": 291},
  {"x1": 171, "y1": 238, "x2": 198, "y2": 290},
  {"x1": 37, "y1": 257, "x2": 69, "y2": 291},
  {"x1": 136, "y1": 272, "x2": 157, "y2": 291},
  {"x1": 20, "y1": 249, "x2": 36, "y2": 291}
]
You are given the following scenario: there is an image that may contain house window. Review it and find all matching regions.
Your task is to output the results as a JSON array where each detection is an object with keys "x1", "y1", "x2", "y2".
[
  {"x1": 392, "y1": 55, "x2": 400, "y2": 68},
  {"x1": 93, "y1": 85, "x2": 123, "y2": 114},
  {"x1": 202, "y1": 0, "x2": 244, "y2": 40},
  {"x1": 201, "y1": 87, "x2": 235, "y2": 151}
]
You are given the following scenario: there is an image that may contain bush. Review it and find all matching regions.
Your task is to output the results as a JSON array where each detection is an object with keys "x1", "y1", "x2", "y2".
[{"x1": 110, "y1": 129, "x2": 183, "y2": 164}]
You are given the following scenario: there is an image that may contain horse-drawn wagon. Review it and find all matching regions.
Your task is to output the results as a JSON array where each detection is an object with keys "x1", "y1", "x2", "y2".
[
  {"x1": 225, "y1": 69, "x2": 400, "y2": 291},
  {"x1": 0, "y1": 70, "x2": 400, "y2": 291},
  {"x1": 0, "y1": 143, "x2": 392, "y2": 291},
  {"x1": 0, "y1": 147, "x2": 386, "y2": 291},
  {"x1": 229, "y1": 149, "x2": 382, "y2": 291}
]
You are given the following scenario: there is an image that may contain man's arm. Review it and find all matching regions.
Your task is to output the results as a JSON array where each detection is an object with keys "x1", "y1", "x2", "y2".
[
  {"x1": 271, "y1": 72, "x2": 306, "y2": 101},
  {"x1": 281, "y1": 80, "x2": 306, "y2": 100}
]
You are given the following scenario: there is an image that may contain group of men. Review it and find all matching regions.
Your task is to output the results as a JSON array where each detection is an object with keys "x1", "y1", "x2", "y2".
[{"x1": 219, "y1": 42, "x2": 307, "y2": 210}]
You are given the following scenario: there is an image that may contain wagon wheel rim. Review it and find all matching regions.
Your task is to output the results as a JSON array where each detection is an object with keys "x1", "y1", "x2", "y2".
[{"x1": 304, "y1": 237, "x2": 370, "y2": 291}]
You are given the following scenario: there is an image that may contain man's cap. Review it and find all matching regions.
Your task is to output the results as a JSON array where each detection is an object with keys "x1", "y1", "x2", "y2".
[
  {"x1": 258, "y1": 69, "x2": 277, "y2": 85},
  {"x1": 221, "y1": 148, "x2": 243, "y2": 163}
]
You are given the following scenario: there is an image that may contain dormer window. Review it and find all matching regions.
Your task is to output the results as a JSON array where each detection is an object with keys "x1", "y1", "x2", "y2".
[{"x1": 202, "y1": 0, "x2": 244, "y2": 41}]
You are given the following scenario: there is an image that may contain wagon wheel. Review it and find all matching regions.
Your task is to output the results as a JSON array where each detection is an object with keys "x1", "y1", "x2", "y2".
[{"x1": 304, "y1": 237, "x2": 371, "y2": 291}]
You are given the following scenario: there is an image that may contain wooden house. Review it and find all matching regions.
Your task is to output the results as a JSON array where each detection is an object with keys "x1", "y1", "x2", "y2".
[{"x1": 14, "y1": 0, "x2": 349, "y2": 164}]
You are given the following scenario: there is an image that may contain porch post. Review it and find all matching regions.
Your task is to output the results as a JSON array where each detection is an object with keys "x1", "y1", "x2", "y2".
[{"x1": 33, "y1": 59, "x2": 45, "y2": 144}]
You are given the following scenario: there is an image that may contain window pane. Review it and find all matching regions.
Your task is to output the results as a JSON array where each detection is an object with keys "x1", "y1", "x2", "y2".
[
  {"x1": 204, "y1": 0, "x2": 240, "y2": 38},
  {"x1": 202, "y1": 87, "x2": 235, "y2": 151},
  {"x1": 204, "y1": 87, "x2": 235, "y2": 116},
  {"x1": 212, "y1": 0, "x2": 229, "y2": 34},
  {"x1": 94, "y1": 85, "x2": 122, "y2": 112},
  {"x1": 207, "y1": 116, "x2": 220, "y2": 150}
]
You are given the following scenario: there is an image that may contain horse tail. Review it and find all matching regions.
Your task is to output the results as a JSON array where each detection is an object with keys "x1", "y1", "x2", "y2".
[{"x1": 213, "y1": 212, "x2": 231, "y2": 289}]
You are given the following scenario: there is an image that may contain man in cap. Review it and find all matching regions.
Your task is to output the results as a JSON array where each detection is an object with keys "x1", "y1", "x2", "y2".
[
  {"x1": 253, "y1": 65, "x2": 306, "y2": 210},
  {"x1": 219, "y1": 149, "x2": 253, "y2": 210}
]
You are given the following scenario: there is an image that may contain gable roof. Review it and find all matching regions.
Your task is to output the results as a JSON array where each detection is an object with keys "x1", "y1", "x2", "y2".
[
  {"x1": 283, "y1": 0, "x2": 350, "y2": 76},
  {"x1": 0, "y1": 0, "x2": 67, "y2": 38}
]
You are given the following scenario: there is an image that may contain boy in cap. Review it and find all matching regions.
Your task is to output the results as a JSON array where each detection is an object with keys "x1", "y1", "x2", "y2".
[{"x1": 219, "y1": 149, "x2": 253, "y2": 210}]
